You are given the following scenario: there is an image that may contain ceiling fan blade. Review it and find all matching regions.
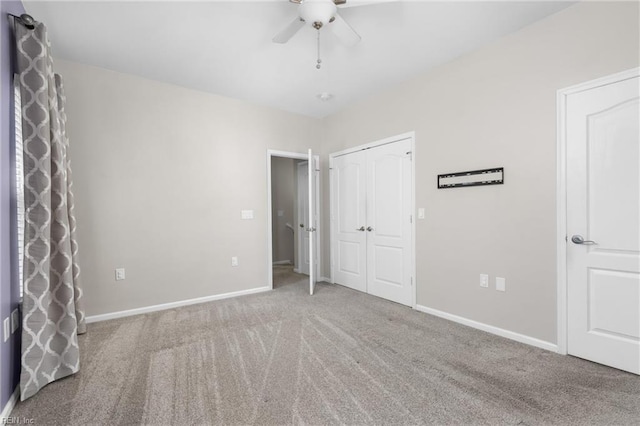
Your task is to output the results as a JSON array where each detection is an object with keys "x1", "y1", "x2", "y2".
[
  {"x1": 331, "y1": 14, "x2": 361, "y2": 47},
  {"x1": 273, "y1": 18, "x2": 305, "y2": 44},
  {"x1": 338, "y1": 0, "x2": 398, "y2": 8}
]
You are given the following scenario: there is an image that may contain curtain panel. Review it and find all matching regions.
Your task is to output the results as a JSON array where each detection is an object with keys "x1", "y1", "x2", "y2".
[{"x1": 15, "y1": 20, "x2": 86, "y2": 401}]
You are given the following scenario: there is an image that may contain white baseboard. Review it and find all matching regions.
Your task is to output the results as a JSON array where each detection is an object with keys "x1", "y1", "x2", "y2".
[
  {"x1": 86, "y1": 286, "x2": 271, "y2": 324},
  {"x1": 293, "y1": 268, "x2": 301, "y2": 273},
  {"x1": 272, "y1": 260, "x2": 292, "y2": 265},
  {"x1": 319, "y1": 276, "x2": 331, "y2": 283},
  {"x1": 415, "y1": 305, "x2": 558, "y2": 353},
  {"x1": 1, "y1": 387, "x2": 19, "y2": 419}
]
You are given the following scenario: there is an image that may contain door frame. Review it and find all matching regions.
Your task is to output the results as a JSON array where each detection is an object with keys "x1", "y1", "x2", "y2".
[
  {"x1": 266, "y1": 149, "x2": 320, "y2": 290},
  {"x1": 295, "y1": 160, "x2": 309, "y2": 275},
  {"x1": 328, "y1": 131, "x2": 417, "y2": 308},
  {"x1": 556, "y1": 67, "x2": 639, "y2": 355}
]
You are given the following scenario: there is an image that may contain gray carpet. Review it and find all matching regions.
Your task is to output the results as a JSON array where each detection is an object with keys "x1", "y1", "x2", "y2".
[{"x1": 11, "y1": 265, "x2": 640, "y2": 425}]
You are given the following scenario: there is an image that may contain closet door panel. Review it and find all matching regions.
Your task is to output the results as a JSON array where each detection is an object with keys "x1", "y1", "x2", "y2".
[
  {"x1": 332, "y1": 151, "x2": 367, "y2": 292},
  {"x1": 366, "y1": 140, "x2": 413, "y2": 306}
]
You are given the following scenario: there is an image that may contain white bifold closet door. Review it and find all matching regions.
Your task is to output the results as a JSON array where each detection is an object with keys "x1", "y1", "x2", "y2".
[{"x1": 332, "y1": 139, "x2": 413, "y2": 306}]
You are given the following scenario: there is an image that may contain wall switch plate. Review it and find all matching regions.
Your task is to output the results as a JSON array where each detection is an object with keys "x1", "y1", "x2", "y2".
[
  {"x1": 418, "y1": 208, "x2": 425, "y2": 219},
  {"x1": 115, "y1": 268, "x2": 126, "y2": 281},
  {"x1": 496, "y1": 277, "x2": 506, "y2": 292},
  {"x1": 231, "y1": 257, "x2": 239, "y2": 267},
  {"x1": 277, "y1": 210, "x2": 284, "y2": 217},
  {"x1": 3, "y1": 318, "x2": 10, "y2": 342},
  {"x1": 10, "y1": 309, "x2": 19, "y2": 333},
  {"x1": 480, "y1": 274, "x2": 489, "y2": 288},
  {"x1": 241, "y1": 210, "x2": 254, "y2": 220}
]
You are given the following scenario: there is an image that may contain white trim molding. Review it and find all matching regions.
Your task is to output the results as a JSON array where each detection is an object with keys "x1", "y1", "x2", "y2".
[
  {"x1": 1, "y1": 387, "x2": 19, "y2": 419},
  {"x1": 555, "y1": 67, "x2": 639, "y2": 356},
  {"x1": 86, "y1": 286, "x2": 271, "y2": 323},
  {"x1": 415, "y1": 305, "x2": 558, "y2": 353},
  {"x1": 272, "y1": 260, "x2": 292, "y2": 265}
]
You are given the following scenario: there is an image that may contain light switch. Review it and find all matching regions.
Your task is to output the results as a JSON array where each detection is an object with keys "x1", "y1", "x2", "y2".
[
  {"x1": 418, "y1": 208, "x2": 425, "y2": 219},
  {"x1": 3, "y1": 318, "x2": 10, "y2": 342},
  {"x1": 496, "y1": 277, "x2": 506, "y2": 292},
  {"x1": 115, "y1": 268, "x2": 125, "y2": 281},
  {"x1": 231, "y1": 257, "x2": 239, "y2": 267},
  {"x1": 277, "y1": 210, "x2": 284, "y2": 217},
  {"x1": 241, "y1": 210, "x2": 254, "y2": 220},
  {"x1": 480, "y1": 274, "x2": 489, "y2": 288}
]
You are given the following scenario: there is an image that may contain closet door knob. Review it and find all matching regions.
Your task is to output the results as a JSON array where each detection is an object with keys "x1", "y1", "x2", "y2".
[
  {"x1": 367, "y1": 226, "x2": 373, "y2": 232},
  {"x1": 356, "y1": 226, "x2": 365, "y2": 231}
]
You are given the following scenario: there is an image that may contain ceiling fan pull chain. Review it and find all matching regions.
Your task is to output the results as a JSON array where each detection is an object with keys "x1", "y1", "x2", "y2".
[{"x1": 316, "y1": 29, "x2": 322, "y2": 70}]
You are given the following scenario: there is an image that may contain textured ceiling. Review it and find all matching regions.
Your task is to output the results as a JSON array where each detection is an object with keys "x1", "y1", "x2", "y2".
[{"x1": 24, "y1": 1, "x2": 573, "y2": 117}]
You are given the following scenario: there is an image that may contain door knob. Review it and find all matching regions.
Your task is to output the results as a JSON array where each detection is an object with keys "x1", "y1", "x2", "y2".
[
  {"x1": 571, "y1": 235, "x2": 597, "y2": 245},
  {"x1": 367, "y1": 226, "x2": 374, "y2": 232},
  {"x1": 356, "y1": 226, "x2": 365, "y2": 231},
  {"x1": 299, "y1": 224, "x2": 304, "y2": 228}
]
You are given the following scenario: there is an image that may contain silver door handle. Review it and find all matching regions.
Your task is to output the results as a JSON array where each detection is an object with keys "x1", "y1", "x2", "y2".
[
  {"x1": 571, "y1": 235, "x2": 597, "y2": 245},
  {"x1": 356, "y1": 226, "x2": 365, "y2": 231},
  {"x1": 306, "y1": 227, "x2": 316, "y2": 232},
  {"x1": 367, "y1": 226, "x2": 373, "y2": 232}
]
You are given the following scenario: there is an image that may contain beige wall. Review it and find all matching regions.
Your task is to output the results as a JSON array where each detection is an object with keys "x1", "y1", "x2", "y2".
[
  {"x1": 58, "y1": 2, "x2": 638, "y2": 344},
  {"x1": 56, "y1": 59, "x2": 321, "y2": 316},
  {"x1": 320, "y1": 1, "x2": 639, "y2": 344},
  {"x1": 271, "y1": 157, "x2": 295, "y2": 264}
]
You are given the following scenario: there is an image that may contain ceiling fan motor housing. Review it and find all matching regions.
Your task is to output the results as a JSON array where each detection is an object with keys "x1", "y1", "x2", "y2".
[{"x1": 299, "y1": 0, "x2": 337, "y2": 29}]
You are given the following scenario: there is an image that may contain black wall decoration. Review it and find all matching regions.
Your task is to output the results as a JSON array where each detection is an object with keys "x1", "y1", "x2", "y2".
[{"x1": 438, "y1": 167, "x2": 504, "y2": 189}]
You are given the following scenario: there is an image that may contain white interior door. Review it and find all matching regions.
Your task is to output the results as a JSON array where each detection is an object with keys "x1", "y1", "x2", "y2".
[
  {"x1": 308, "y1": 149, "x2": 318, "y2": 295},
  {"x1": 297, "y1": 161, "x2": 310, "y2": 275},
  {"x1": 566, "y1": 72, "x2": 640, "y2": 374},
  {"x1": 331, "y1": 151, "x2": 367, "y2": 292},
  {"x1": 366, "y1": 140, "x2": 413, "y2": 306},
  {"x1": 330, "y1": 138, "x2": 413, "y2": 306}
]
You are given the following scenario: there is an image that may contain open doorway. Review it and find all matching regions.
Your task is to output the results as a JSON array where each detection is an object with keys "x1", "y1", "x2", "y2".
[
  {"x1": 266, "y1": 149, "x2": 321, "y2": 294},
  {"x1": 270, "y1": 156, "x2": 307, "y2": 289}
]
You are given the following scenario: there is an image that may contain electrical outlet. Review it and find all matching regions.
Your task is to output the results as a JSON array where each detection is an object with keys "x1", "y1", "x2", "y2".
[
  {"x1": 115, "y1": 268, "x2": 126, "y2": 281},
  {"x1": 241, "y1": 210, "x2": 254, "y2": 220},
  {"x1": 496, "y1": 277, "x2": 506, "y2": 292},
  {"x1": 231, "y1": 257, "x2": 239, "y2": 267},
  {"x1": 10, "y1": 309, "x2": 19, "y2": 333},
  {"x1": 480, "y1": 274, "x2": 489, "y2": 288},
  {"x1": 3, "y1": 318, "x2": 10, "y2": 342}
]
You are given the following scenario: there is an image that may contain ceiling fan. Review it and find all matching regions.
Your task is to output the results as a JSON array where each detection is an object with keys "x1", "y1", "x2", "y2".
[{"x1": 272, "y1": 0, "x2": 391, "y2": 47}]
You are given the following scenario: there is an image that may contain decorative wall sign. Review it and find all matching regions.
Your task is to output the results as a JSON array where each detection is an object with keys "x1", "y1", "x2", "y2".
[{"x1": 438, "y1": 167, "x2": 504, "y2": 189}]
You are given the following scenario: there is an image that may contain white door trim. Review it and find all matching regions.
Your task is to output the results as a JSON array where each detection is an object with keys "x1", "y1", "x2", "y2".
[
  {"x1": 556, "y1": 67, "x2": 639, "y2": 355},
  {"x1": 266, "y1": 149, "x2": 321, "y2": 290},
  {"x1": 329, "y1": 131, "x2": 417, "y2": 308},
  {"x1": 296, "y1": 161, "x2": 309, "y2": 275}
]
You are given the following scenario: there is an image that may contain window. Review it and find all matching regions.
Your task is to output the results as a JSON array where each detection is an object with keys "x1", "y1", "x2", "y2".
[{"x1": 14, "y1": 75, "x2": 24, "y2": 300}]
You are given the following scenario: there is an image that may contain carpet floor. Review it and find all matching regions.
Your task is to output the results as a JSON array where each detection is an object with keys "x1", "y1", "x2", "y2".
[{"x1": 11, "y1": 265, "x2": 640, "y2": 425}]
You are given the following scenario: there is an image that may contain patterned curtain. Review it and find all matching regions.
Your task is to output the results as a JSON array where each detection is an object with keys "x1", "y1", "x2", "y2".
[{"x1": 15, "y1": 19, "x2": 86, "y2": 401}]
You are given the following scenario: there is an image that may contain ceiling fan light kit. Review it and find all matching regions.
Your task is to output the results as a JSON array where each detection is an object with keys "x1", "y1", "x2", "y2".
[
  {"x1": 273, "y1": 0, "x2": 364, "y2": 69},
  {"x1": 300, "y1": 0, "x2": 337, "y2": 29}
]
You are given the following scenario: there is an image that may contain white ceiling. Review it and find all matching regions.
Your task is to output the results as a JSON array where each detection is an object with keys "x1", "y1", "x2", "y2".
[{"x1": 23, "y1": 0, "x2": 573, "y2": 118}]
